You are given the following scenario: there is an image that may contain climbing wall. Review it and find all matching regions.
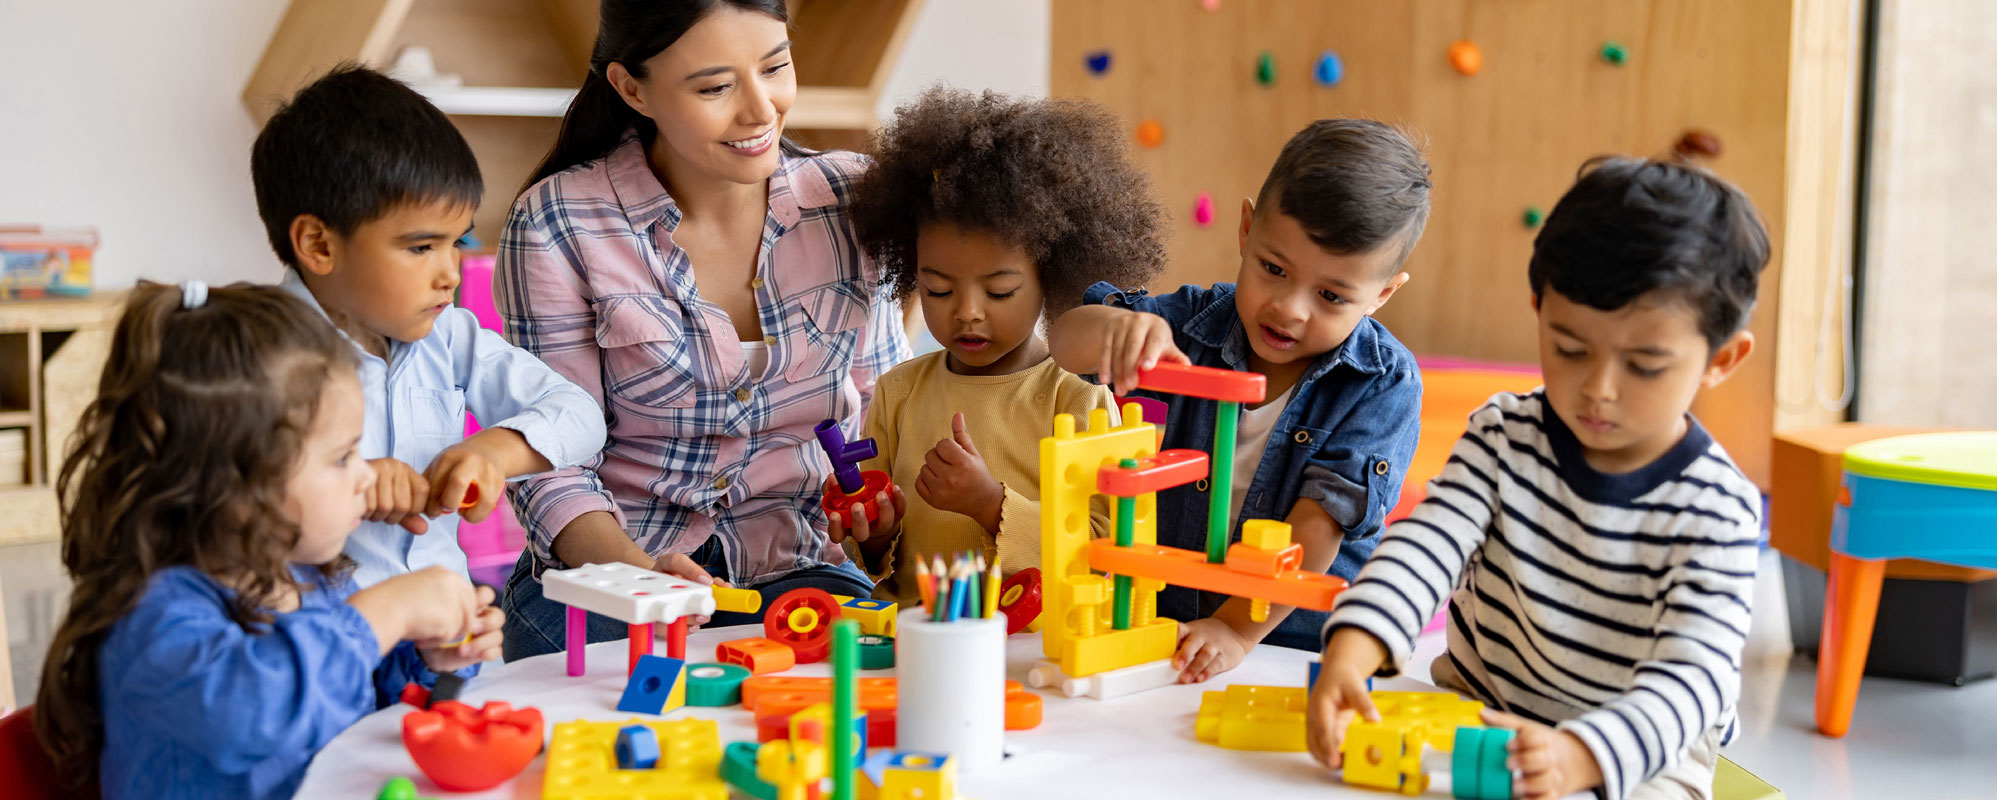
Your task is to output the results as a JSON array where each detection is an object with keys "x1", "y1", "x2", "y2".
[{"x1": 1052, "y1": 0, "x2": 1850, "y2": 485}]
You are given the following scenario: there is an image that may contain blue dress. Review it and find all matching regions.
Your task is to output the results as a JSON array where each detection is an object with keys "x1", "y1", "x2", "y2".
[{"x1": 96, "y1": 565, "x2": 451, "y2": 799}]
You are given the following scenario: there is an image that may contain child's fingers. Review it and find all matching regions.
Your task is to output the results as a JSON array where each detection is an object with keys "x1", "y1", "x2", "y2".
[
  {"x1": 428, "y1": 468, "x2": 474, "y2": 519},
  {"x1": 474, "y1": 584, "x2": 498, "y2": 608},
  {"x1": 1348, "y1": 679, "x2": 1382, "y2": 722},
  {"x1": 1517, "y1": 765, "x2": 1563, "y2": 800},
  {"x1": 950, "y1": 413, "x2": 980, "y2": 456},
  {"x1": 848, "y1": 506, "x2": 874, "y2": 543},
  {"x1": 656, "y1": 553, "x2": 715, "y2": 585},
  {"x1": 398, "y1": 513, "x2": 430, "y2": 535},
  {"x1": 825, "y1": 512, "x2": 848, "y2": 544},
  {"x1": 1479, "y1": 707, "x2": 1530, "y2": 731},
  {"x1": 1509, "y1": 738, "x2": 1554, "y2": 775}
]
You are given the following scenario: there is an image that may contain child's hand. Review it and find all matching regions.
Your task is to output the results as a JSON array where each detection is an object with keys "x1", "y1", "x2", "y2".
[
  {"x1": 650, "y1": 553, "x2": 723, "y2": 628},
  {"x1": 1173, "y1": 618, "x2": 1252, "y2": 683},
  {"x1": 1305, "y1": 627, "x2": 1388, "y2": 769},
  {"x1": 1478, "y1": 708, "x2": 1604, "y2": 800},
  {"x1": 423, "y1": 440, "x2": 506, "y2": 522},
  {"x1": 916, "y1": 414, "x2": 1004, "y2": 532},
  {"x1": 349, "y1": 565, "x2": 485, "y2": 649},
  {"x1": 825, "y1": 481, "x2": 906, "y2": 553},
  {"x1": 367, "y1": 458, "x2": 431, "y2": 534},
  {"x1": 1096, "y1": 310, "x2": 1187, "y2": 397},
  {"x1": 419, "y1": 584, "x2": 504, "y2": 672}
]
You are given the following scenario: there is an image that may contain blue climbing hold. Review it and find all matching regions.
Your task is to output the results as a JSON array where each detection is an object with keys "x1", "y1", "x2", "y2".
[
  {"x1": 1085, "y1": 50, "x2": 1112, "y2": 77},
  {"x1": 1313, "y1": 51, "x2": 1344, "y2": 87}
]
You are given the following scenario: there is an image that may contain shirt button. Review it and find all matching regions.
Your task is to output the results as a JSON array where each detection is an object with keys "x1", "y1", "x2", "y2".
[
  {"x1": 735, "y1": 387, "x2": 751, "y2": 403},
  {"x1": 1294, "y1": 430, "x2": 1311, "y2": 444},
  {"x1": 1374, "y1": 460, "x2": 1391, "y2": 476},
  {"x1": 751, "y1": 277, "x2": 766, "y2": 290},
  {"x1": 763, "y1": 335, "x2": 778, "y2": 346},
  {"x1": 713, "y1": 475, "x2": 730, "y2": 491}
]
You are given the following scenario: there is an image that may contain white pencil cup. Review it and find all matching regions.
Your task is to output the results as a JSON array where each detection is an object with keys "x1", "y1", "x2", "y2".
[{"x1": 895, "y1": 612, "x2": 1006, "y2": 772}]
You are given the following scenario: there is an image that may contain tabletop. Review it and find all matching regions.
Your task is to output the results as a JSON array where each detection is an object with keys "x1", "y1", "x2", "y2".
[{"x1": 299, "y1": 622, "x2": 1482, "y2": 799}]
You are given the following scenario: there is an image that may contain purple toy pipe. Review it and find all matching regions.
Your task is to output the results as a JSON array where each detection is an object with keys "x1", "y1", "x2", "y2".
[{"x1": 814, "y1": 419, "x2": 877, "y2": 494}]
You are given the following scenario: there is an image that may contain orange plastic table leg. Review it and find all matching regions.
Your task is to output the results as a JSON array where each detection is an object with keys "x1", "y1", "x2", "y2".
[{"x1": 1816, "y1": 552, "x2": 1885, "y2": 737}]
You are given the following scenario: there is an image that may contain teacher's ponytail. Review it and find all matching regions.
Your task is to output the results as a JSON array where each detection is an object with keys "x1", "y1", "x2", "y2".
[{"x1": 523, "y1": 0, "x2": 802, "y2": 195}]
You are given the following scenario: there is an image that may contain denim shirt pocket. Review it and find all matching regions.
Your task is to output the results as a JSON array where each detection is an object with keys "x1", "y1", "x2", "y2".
[
  {"x1": 1293, "y1": 424, "x2": 1394, "y2": 539},
  {"x1": 783, "y1": 283, "x2": 868, "y2": 383},
  {"x1": 406, "y1": 386, "x2": 467, "y2": 447},
  {"x1": 593, "y1": 295, "x2": 698, "y2": 409}
]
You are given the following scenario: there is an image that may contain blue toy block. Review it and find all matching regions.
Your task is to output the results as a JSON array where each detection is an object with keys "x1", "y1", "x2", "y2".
[
  {"x1": 615, "y1": 724, "x2": 661, "y2": 770},
  {"x1": 617, "y1": 654, "x2": 688, "y2": 715}
]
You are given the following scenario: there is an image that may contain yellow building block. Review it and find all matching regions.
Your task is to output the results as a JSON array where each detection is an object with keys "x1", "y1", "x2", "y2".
[
  {"x1": 1041, "y1": 406, "x2": 1165, "y2": 675},
  {"x1": 833, "y1": 595, "x2": 899, "y2": 637},
  {"x1": 860, "y1": 751, "x2": 957, "y2": 800},
  {"x1": 1335, "y1": 691, "x2": 1487, "y2": 795},
  {"x1": 1062, "y1": 619, "x2": 1177, "y2": 677},
  {"x1": 543, "y1": 718, "x2": 726, "y2": 800},
  {"x1": 1341, "y1": 719, "x2": 1419, "y2": 793},
  {"x1": 1240, "y1": 519, "x2": 1292, "y2": 550},
  {"x1": 757, "y1": 738, "x2": 828, "y2": 800},
  {"x1": 1193, "y1": 685, "x2": 1307, "y2": 751}
]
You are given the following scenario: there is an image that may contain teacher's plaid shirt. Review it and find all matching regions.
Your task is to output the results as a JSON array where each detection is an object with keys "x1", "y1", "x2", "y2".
[{"x1": 496, "y1": 135, "x2": 909, "y2": 585}]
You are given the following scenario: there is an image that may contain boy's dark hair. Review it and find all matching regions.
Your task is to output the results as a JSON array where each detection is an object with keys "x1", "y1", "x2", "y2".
[
  {"x1": 849, "y1": 87, "x2": 1166, "y2": 313},
  {"x1": 1255, "y1": 118, "x2": 1432, "y2": 270},
  {"x1": 251, "y1": 64, "x2": 483, "y2": 267},
  {"x1": 1529, "y1": 157, "x2": 1771, "y2": 349}
]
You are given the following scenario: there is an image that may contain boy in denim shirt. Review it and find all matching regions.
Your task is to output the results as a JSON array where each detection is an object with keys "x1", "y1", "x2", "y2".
[
  {"x1": 253, "y1": 66, "x2": 607, "y2": 587},
  {"x1": 1052, "y1": 119, "x2": 1429, "y2": 681}
]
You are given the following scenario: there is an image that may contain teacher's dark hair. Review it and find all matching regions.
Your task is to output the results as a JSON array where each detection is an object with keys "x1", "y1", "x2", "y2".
[{"x1": 524, "y1": 0, "x2": 808, "y2": 193}]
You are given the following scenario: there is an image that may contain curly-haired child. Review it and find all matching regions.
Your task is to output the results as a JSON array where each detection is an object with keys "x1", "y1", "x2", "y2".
[
  {"x1": 839, "y1": 87, "x2": 1167, "y2": 603},
  {"x1": 33, "y1": 282, "x2": 501, "y2": 799}
]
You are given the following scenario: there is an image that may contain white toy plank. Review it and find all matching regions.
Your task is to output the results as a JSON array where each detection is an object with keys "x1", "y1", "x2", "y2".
[{"x1": 542, "y1": 562, "x2": 717, "y2": 624}]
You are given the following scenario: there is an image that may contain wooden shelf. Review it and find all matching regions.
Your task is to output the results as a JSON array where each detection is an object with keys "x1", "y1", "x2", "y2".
[
  {"x1": 0, "y1": 411, "x2": 32, "y2": 427},
  {"x1": 416, "y1": 85, "x2": 879, "y2": 129}
]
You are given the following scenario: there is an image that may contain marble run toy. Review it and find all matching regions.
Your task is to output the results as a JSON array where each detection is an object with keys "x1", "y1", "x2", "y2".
[
  {"x1": 816, "y1": 419, "x2": 896, "y2": 527},
  {"x1": 1031, "y1": 362, "x2": 1349, "y2": 699},
  {"x1": 542, "y1": 717, "x2": 726, "y2": 800},
  {"x1": 400, "y1": 700, "x2": 542, "y2": 792},
  {"x1": 542, "y1": 561, "x2": 761, "y2": 677}
]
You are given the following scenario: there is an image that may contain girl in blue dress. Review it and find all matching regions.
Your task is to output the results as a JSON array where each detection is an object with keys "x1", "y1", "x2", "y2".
[{"x1": 33, "y1": 281, "x2": 504, "y2": 799}]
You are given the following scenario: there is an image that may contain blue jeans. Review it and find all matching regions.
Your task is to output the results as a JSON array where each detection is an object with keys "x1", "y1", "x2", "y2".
[{"x1": 499, "y1": 539, "x2": 874, "y2": 663}]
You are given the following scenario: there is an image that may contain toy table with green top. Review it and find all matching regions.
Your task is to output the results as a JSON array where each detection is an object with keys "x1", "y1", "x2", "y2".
[{"x1": 1817, "y1": 432, "x2": 1997, "y2": 737}]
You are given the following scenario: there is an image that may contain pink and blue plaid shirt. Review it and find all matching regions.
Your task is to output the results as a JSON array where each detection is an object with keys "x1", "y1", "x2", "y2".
[{"x1": 495, "y1": 136, "x2": 908, "y2": 585}]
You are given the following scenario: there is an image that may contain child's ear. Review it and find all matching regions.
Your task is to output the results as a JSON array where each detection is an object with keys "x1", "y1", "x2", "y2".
[
  {"x1": 605, "y1": 62, "x2": 650, "y2": 118},
  {"x1": 1364, "y1": 272, "x2": 1411, "y2": 315},
  {"x1": 1237, "y1": 198, "x2": 1256, "y2": 257},
  {"x1": 1701, "y1": 329, "x2": 1755, "y2": 388},
  {"x1": 290, "y1": 215, "x2": 337, "y2": 278}
]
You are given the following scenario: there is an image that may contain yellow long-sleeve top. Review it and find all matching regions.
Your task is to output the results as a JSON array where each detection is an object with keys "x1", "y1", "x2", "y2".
[{"x1": 847, "y1": 350, "x2": 1112, "y2": 605}]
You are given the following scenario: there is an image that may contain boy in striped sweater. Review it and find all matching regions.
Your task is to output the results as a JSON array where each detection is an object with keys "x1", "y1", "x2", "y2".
[{"x1": 1306, "y1": 158, "x2": 1769, "y2": 800}]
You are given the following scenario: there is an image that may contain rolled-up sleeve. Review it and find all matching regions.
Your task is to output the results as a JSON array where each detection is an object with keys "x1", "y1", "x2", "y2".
[
  {"x1": 494, "y1": 187, "x2": 623, "y2": 564},
  {"x1": 1297, "y1": 364, "x2": 1422, "y2": 541}
]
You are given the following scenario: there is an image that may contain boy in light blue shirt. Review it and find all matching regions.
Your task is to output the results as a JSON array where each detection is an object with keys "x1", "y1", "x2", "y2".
[{"x1": 252, "y1": 65, "x2": 606, "y2": 586}]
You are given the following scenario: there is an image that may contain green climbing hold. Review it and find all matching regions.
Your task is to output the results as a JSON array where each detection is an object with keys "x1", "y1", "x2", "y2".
[
  {"x1": 1600, "y1": 41, "x2": 1628, "y2": 65},
  {"x1": 1256, "y1": 51, "x2": 1276, "y2": 85},
  {"x1": 1522, "y1": 206, "x2": 1545, "y2": 230}
]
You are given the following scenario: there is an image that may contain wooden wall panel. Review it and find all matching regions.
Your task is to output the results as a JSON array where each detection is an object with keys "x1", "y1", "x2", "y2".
[{"x1": 1053, "y1": 0, "x2": 1857, "y2": 485}]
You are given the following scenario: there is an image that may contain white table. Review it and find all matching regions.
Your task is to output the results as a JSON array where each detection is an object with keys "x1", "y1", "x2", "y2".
[{"x1": 299, "y1": 624, "x2": 1457, "y2": 798}]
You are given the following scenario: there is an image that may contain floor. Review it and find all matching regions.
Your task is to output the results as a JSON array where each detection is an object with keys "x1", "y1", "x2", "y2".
[{"x1": 4, "y1": 543, "x2": 1994, "y2": 796}]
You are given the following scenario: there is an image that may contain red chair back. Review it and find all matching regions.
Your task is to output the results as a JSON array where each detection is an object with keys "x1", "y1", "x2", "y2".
[{"x1": 0, "y1": 706, "x2": 76, "y2": 799}]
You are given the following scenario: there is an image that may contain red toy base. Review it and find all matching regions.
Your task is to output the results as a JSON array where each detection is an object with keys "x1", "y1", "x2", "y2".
[
  {"x1": 822, "y1": 470, "x2": 893, "y2": 528},
  {"x1": 765, "y1": 588, "x2": 842, "y2": 663},
  {"x1": 402, "y1": 700, "x2": 543, "y2": 792}
]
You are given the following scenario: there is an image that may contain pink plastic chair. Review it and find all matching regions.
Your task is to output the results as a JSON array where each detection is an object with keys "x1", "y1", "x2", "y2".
[{"x1": 456, "y1": 255, "x2": 528, "y2": 587}]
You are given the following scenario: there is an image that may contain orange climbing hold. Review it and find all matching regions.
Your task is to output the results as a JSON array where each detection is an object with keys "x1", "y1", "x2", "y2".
[
  {"x1": 1136, "y1": 119, "x2": 1165, "y2": 148},
  {"x1": 1448, "y1": 40, "x2": 1482, "y2": 76}
]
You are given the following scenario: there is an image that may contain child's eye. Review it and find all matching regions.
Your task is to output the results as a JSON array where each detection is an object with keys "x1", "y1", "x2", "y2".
[
  {"x1": 1629, "y1": 363, "x2": 1666, "y2": 378},
  {"x1": 1318, "y1": 290, "x2": 1348, "y2": 305},
  {"x1": 699, "y1": 83, "x2": 731, "y2": 97},
  {"x1": 987, "y1": 290, "x2": 1018, "y2": 300},
  {"x1": 1555, "y1": 346, "x2": 1586, "y2": 359},
  {"x1": 409, "y1": 244, "x2": 434, "y2": 255},
  {"x1": 1261, "y1": 260, "x2": 1286, "y2": 277},
  {"x1": 763, "y1": 62, "x2": 791, "y2": 77},
  {"x1": 455, "y1": 236, "x2": 472, "y2": 250},
  {"x1": 924, "y1": 289, "x2": 952, "y2": 299}
]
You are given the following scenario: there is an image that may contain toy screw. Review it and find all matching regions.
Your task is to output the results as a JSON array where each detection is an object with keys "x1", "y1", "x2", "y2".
[{"x1": 814, "y1": 420, "x2": 877, "y2": 494}]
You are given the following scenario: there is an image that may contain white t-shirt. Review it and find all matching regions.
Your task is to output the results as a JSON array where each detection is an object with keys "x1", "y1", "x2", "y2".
[
  {"x1": 741, "y1": 340, "x2": 769, "y2": 381},
  {"x1": 1229, "y1": 385, "x2": 1295, "y2": 529}
]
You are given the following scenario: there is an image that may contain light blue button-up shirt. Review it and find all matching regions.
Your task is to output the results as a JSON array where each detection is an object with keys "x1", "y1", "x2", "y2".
[{"x1": 279, "y1": 270, "x2": 606, "y2": 586}]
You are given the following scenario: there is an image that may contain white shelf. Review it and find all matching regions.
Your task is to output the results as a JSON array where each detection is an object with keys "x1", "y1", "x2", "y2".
[{"x1": 414, "y1": 84, "x2": 879, "y2": 129}]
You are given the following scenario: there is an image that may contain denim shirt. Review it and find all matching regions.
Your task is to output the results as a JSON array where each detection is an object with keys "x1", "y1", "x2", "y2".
[
  {"x1": 279, "y1": 270, "x2": 608, "y2": 587},
  {"x1": 1082, "y1": 281, "x2": 1422, "y2": 649}
]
